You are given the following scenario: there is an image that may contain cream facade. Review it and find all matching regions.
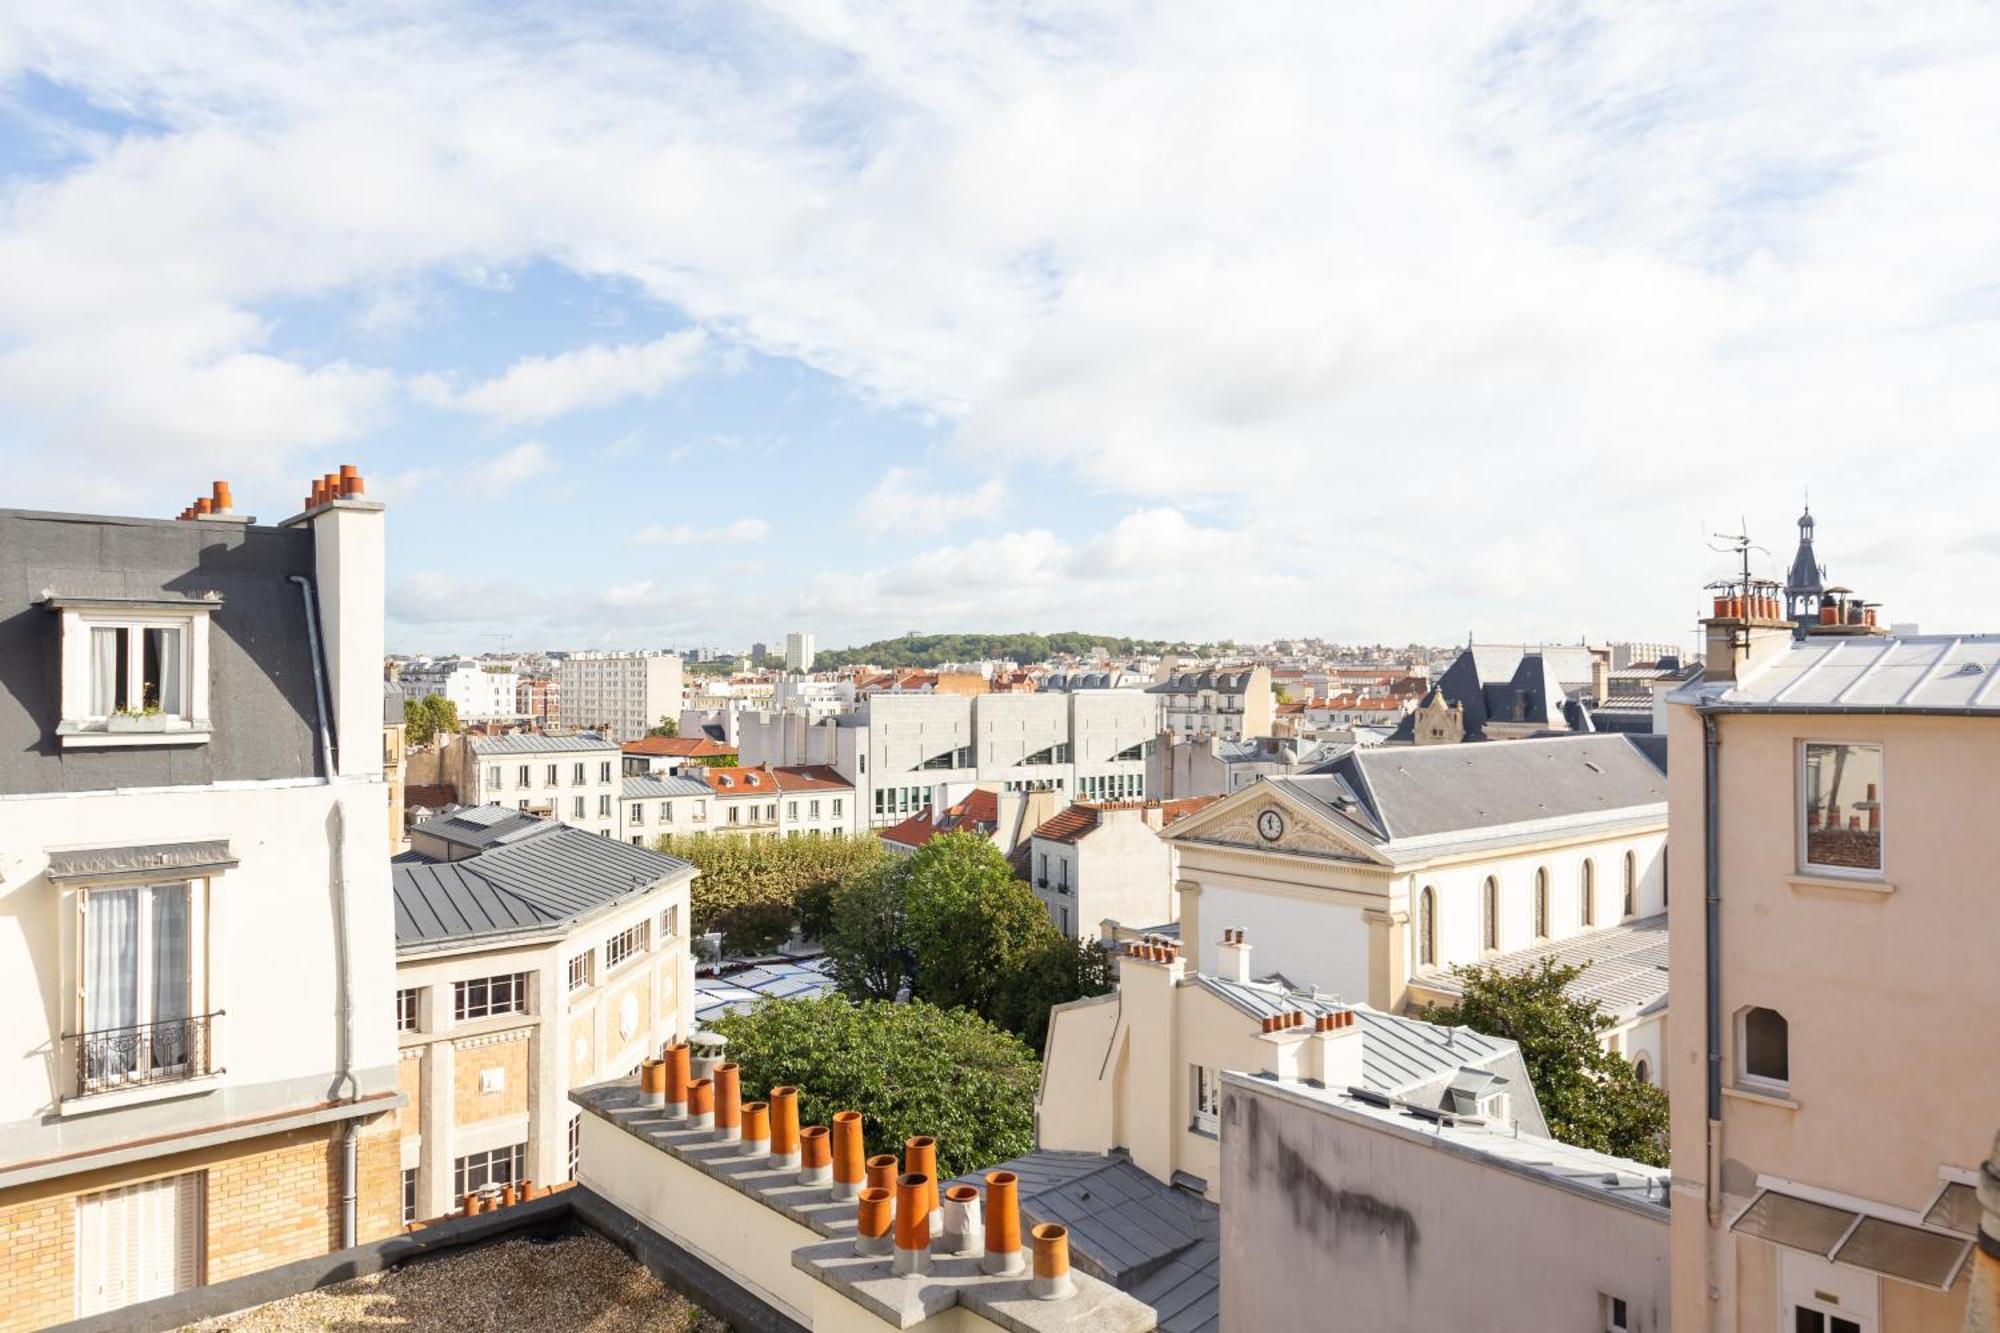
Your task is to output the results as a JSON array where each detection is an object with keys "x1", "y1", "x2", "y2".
[
  {"x1": 1149, "y1": 667, "x2": 1274, "y2": 742},
  {"x1": 1666, "y1": 613, "x2": 1996, "y2": 1332},
  {"x1": 558, "y1": 651, "x2": 684, "y2": 743},
  {"x1": 459, "y1": 733, "x2": 622, "y2": 837},
  {"x1": 0, "y1": 482, "x2": 403, "y2": 1329}
]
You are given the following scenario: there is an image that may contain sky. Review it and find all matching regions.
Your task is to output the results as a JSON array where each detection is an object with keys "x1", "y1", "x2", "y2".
[{"x1": 3, "y1": 3, "x2": 1998, "y2": 655}]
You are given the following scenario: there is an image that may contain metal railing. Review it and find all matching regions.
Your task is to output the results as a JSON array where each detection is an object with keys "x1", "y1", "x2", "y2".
[{"x1": 70, "y1": 1012, "x2": 219, "y2": 1097}]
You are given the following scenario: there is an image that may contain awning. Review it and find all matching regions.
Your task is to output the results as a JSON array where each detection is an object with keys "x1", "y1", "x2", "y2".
[
  {"x1": 45, "y1": 840, "x2": 238, "y2": 885},
  {"x1": 1731, "y1": 1188, "x2": 1973, "y2": 1292}
]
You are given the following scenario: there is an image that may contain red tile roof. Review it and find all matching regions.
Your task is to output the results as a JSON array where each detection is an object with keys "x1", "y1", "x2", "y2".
[
  {"x1": 770, "y1": 765, "x2": 853, "y2": 793},
  {"x1": 623, "y1": 736, "x2": 737, "y2": 758},
  {"x1": 698, "y1": 764, "x2": 853, "y2": 797},
  {"x1": 878, "y1": 788, "x2": 1002, "y2": 848},
  {"x1": 1030, "y1": 796, "x2": 1221, "y2": 844}
]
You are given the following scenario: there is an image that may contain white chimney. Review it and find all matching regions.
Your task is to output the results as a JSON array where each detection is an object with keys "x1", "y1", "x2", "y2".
[
  {"x1": 286, "y1": 467, "x2": 385, "y2": 780},
  {"x1": 1307, "y1": 1011, "x2": 1365, "y2": 1089},
  {"x1": 1217, "y1": 928, "x2": 1253, "y2": 984}
]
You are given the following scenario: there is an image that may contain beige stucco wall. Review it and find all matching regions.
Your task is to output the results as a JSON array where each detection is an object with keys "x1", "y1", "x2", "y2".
[
  {"x1": 1666, "y1": 704, "x2": 1993, "y2": 1331},
  {"x1": 1220, "y1": 1075, "x2": 1670, "y2": 1332}
]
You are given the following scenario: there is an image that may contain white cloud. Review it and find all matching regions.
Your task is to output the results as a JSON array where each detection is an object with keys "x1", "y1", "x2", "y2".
[
  {"x1": 7, "y1": 3, "x2": 2000, "y2": 638},
  {"x1": 476, "y1": 441, "x2": 552, "y2": 497},
  {"x1": 410, "y1": 328, "x2": 708, "y2": 425},
  {"x1": 630, "y1": 517, "x2": 771, "y2": 546},
  {"x1": 855, "y1": 467, "x2": 1005, "y2": 537}
]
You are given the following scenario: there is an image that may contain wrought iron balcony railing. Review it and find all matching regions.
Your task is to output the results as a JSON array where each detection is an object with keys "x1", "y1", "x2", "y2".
[{"x1": 69, "y1": 1012, "x2": 220, "y2": 1097}]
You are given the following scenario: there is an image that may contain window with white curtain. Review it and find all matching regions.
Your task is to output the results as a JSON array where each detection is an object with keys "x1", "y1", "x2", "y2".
[
  {"x1": 81, "y1": 882, "x2": 196, "y2": 1089},
  {"x1": 87, "y1": 623, "x2": 188, "y2": 718}
]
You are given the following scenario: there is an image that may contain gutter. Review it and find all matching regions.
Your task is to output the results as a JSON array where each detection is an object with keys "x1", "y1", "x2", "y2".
[{"x1": 1695, "y1": 703, "x2": 2000, "y2": 718}]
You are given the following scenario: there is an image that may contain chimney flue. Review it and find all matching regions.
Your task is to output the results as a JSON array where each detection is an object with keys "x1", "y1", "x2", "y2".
[
  {"x1": 984, "y1": 1170, "x2": 1025, "y2": 1274},
  {"x1": 1031, "y1": 1223, "x2": 1075, "y2": 1301},
  {"x1": 831, "y1": 1111, "x2": 865, "y2": 1200},
  {"x1": 894, "y1": 1172, "x2": 933, "y2": 1276}
]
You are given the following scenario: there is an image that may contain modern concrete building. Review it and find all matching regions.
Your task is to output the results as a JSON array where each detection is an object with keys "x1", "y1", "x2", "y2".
[
  {"x1": 1162, "y1": 734, "x2": 1669, "y2": 1018},
  {"x1": 457, "y1": 732, "x2": 622, "y2": 839},
  {"x1": 557, "y1": 651, "x2": 684, "y2": 743},
  {"x1": 391, "y1": 809, "x2": 694, "y2": 1223},
  {"x1": 1148, "y1": 668, "x2": 1274, "y2": 742},
  {"x1": 1665, "y1": 591, "x2": 1994, "y2": 1331},
  {"x1": 0, "y1": 474, "x2": 402, "y2": 1328},
  {"x1": 1027, "y1": 798, "x2": 1217, "y2": 941},
  {"x1": 401, "y1": 659, "x2": 521, "y2": 721},
  {"x1": 1220, "y1": 1066, "x2": 1670, "y2": 1331},
  {"x1": 783, "y1": 631, "x2": 815, "y2": 673}
]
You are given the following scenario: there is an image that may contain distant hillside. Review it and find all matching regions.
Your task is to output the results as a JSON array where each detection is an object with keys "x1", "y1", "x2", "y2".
[{"x1": 814, "y1": 632, "x2": 1227, "y2": 670}]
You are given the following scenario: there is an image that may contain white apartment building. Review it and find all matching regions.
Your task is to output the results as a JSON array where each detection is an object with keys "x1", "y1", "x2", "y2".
[
  {"x1": 403, "y1": 660, "x2": 520, "y2": 721},
  {"x1": 738, "y1": 689, "x2": 1157, "y2": 829},
  {"x1": 458, "y1": 733, "x2": 622, "y2": 838},
  {"x1": 557, "y1": 651, "x2": 684, "y2": 743},
  {"x1": 1027, "y1": 798, "x2": 1218, "y2": 940},
  {"x1": 698, "y1": 765, "x2": 855, "y2": 838},
  {"x1": 0, "y1": 477, "x2": 402, "y2": 1326},
  {"x1": 1148, "y1": 666, "x2": 1275, "y2": 742},
  {"x1": 772, "y1": 674, "x2": 855, "y2": 721},
  {"x1": 783, "y1": 631, "x2": 815, "y2": 672},
  {"x1": 393, "y1": 808, "x2": 694, "y2": 1221},
  {"x1": 617, "y1": 774, "x2": 715, "y2": 845}
]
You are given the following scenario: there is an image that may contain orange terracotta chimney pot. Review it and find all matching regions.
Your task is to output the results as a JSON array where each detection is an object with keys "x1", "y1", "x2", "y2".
[
  {"x1": 832, "y1": 1111, "x2": 866, "y2": 1199},
  {"x1": 866, "y1": 1153, "x2": 899, "y2": 1195},
  {"x1": 212, "y1": 481, "x2": 232, "y2": 510},
  {"x1": 984, "y1": 1170, "x2": 1023, "y2": 1275},
  {"x1": 770, "y1": 1085, "x2": 801, "y2": 1166},
  {"x1": 904, "y1": 1135, "x2": 940, "y2": 1216},
  {"x1": 713, "y1": 1062, "x2": 742, "y2": 1142},
  {"x1": 1031, "y1": 1222, "x2": 1075, "y2": 1299},
  {"x1": 855, "y1": 1186, "x2": 894, "y2": 1258}
]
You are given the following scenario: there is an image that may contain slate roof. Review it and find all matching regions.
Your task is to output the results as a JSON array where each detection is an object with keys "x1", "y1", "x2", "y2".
[
  {"x1": 1412, "y1": 914, "x2": 1670, "y2": 1022},
  {"x1": 1271, "y1": 734, "x2": 1667, "y2": 850},
  {"x1": 1389, "y1": 643, "x2": 1597, "y2": 741},
  {"x1": 948, "y1": 1151, "x2": 1219, "y2": 1333},
  {"x1": 466, "y1": 731, "x2": 617, "y2": 755},
  {"x1": 1685, "y1": 634, "x2": 2000, "y2": 713},
  {"x1": 1149, "y1": 671, "x2": 1258, "y2": 695},
  {"x1": 621, "y1": 774, "x2": 712, "y2": 800},
  {"x1": 0, "y1": 508, "x2": 326, "y2": 793},
  {"x1": 393, "y1": 823, "x2": 691, "y2": 949},
  {"x1": 1194, "y1": 977, "x2": 1550, "y2": 1138}
]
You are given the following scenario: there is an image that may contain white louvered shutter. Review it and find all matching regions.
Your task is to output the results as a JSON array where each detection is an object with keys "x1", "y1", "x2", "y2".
[{"x1": 76, "y1": 1173, "x2": 202, "y2": 1316}]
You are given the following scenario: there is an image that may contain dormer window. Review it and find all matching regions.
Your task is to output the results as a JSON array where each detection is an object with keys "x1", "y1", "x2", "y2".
[{"x1": 45, "y1": 595, "x2": 216, "y2": 748}]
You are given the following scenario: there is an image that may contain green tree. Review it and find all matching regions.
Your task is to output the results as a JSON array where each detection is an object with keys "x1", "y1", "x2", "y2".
[
  {"x1": 899, "y1": 833, "x2": 1049, "y2": 1015},
  {"x1": 652, "y1": 832, "x2": 885, "y2": 943},
  {"x1": 645, "y1": 718, "x2": 680, "y2": 738},
  {"x1": 823, "y1": 859, "x2": 908, "y2": 1000},
  {"x1": 401, "y1": 693, "x2": 460, "y2": 748},
  {"x1": 1423, "y1": 959, "x2": 1669, "y2": 1166},
  {"x1": 989, "y1": 932, "x2": 1116, "y2": 1054},
  {"x1": 709, "y1": 996, "x2": 1037, "y2": 1177}
]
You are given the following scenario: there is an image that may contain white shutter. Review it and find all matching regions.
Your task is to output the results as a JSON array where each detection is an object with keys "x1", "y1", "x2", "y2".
[{"x1": 77, "y1": 1172, "x2": 202, "y2": 1316}]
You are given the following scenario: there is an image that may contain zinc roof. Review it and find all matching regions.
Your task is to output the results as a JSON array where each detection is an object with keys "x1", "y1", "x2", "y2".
[
  {"x1": 466, "y1": 731, "x2": 618, "y2": 755},
  {"x1": 1694, "y1": 634, "x2": 2000, "y2": 713},
  {"x1": 1412, "y1": 915, "x2": 1670, "y2": 1021}
]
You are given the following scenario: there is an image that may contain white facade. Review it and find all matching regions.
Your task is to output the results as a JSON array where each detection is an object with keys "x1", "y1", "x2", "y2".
[
  {"x1": 462, "y1": 738, "x2": 622, "y2": 839},
  {"x1": 1030, "y1": 806, "x2": 1181, "y2": 940},
  {"x1": 783, "y1": 631, "x2": 815, "y2": 673},
  {"x1": 557, "y1": 652, "x2": 684, "y2": 743},
  {"x1": 618, "y1": 778, "x2": 715, "y2": 845},
  {"x1": 703, "y1": 767, "x2": 856, "y2": 839},
  {"x1": 404, "y1": 661, "x2": 520, "y2": 721}
]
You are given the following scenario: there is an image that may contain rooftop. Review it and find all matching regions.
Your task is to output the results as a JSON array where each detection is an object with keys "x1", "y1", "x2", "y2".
[
  {"x1": 1687, "y1": 633, "x2": 2000, "y2": 713},
  {"x1": 623, "y1": 735, "x2": 738, "y2": 758},
  {"x1": 1412, "y1": 914, "x2": 1670, "y2": 1022},
  {"x1": 393, "y1": 822, "x2": 691, "y2": 949},
  {"x1": 409, "y1": 803, "x2": 560, "y2": 853},
  {"x1": 694, "y1": 957, "x2": 838, "y2": 1025},
  {"x1": 621, "y1": 773, "x2": 714, "y2": 800},
  {"x1": 466, "y1": 730, "x2": 618, "y2": 755}
]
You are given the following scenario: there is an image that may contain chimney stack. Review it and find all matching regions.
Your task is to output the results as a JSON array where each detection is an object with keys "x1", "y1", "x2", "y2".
[
  {"x1": 983, "y1": 1170, "x2": 1025, "y2": 1275},
  {"x1": 1218, "y1": 928, "x2": 1253, "y2": 984},
  {"x1": 1307, "y1": 1010, "x2": 1366, "y2": 1088}
]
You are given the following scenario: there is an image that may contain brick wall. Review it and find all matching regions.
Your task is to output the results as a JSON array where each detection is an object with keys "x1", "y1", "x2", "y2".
[
  {"x1": 452, "y1": 1034, "x2": 529, "y2": 1126},
  {"x1": 0, "y1": 1193, "x2": 73, "y2": 1333},
  {"x1": 205, "y1": 1127, "x2": 343, "y2": 1282}
]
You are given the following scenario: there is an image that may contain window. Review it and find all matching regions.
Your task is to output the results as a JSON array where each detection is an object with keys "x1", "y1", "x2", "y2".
[
  {"x1": 600, "y1": 761, "x2": 613, "y2": 783},
  {"x1": 809, "y1": 799, "x2": 821, "y2": 818},
  {"x1": 78, "y1": 882, "x2": 201, "y2": 1093},
  {"x1": 728, "y1": 805, "x2": 741, "y2": 825},
  {"x1": 546, "y1": 764, "x2": 558, "y2": 786},
  {"x1": 1623, "y1": 850, "x2": 1637, "y2": 917},
  {"x1": 1632, "y1": 1056, "x2": 1651, "y2": 1086},
  {"x1": 567, "y1": 953, "x2": 591, "y2": 992},
  {"x1": 487, "y1": 765, "x2": 501, "y2": 789},
  {"x1": 1191, "y1": 1065, "x2": 1221, "y2": 1135},
  {"x1": 1481, "y1": 877, "x2": 1499, "y2": 952},
  {"x1": 75, "y1": 1173, "x2": 202, "y2": 1315},
  {"x1": 573, "y1": 763, "x2": 586, "y2": 785},
  {"x1": 1790, "y1": 1308, "x2": 1861, "y2": 1333},
  {"x1": 572, "y1": 796, "x2": 585, "y2": 819},
  {"x1": 453, "y1": 1143, "x2": 525, "y2": 1205},
  {"x1": 518, "y1": 765, "x2": 530, "y2": 787},
  {"x1": 1801, "y1": 742, "x2": 1883, "y2": 873},
  {"x1": 786, "y1": 800, "x2": 798, "y2": 821},
  {"x1": 1418, "y1": 886, "x2": 1436, "y2": 967},
  {"x1": 1581, "y1": 860, "x2": 1595, "y2": 927},
  {"x1": 661, "y1": 801, "x2": 673, "y2": 823},
  {"x1": 567, "y1": 1114, "x2": 582, "y2": 1180},
  {"x1": 833, "y1": 798, "x2": 843, "y2": 818},
  {"x1": 453, "y1": 972, "x2": 527, "y2": 1021},
  {"x1": 1037, "y1": 852, "x2": 1048, "y2": 883},
  {"x1": 598, "y1": 794, "x2": 612, "y2": 818},
  {"x1": 604, "y1": 920, "x2": 649, "y2": 971},
  {"x1": 92, "y1": 624, "x2": 185, "y2": 717},
  {"x1": 1739, "y1": 1006, "x2": 1789, "y2": 1090},
  {"x1": 628, "y1": 803, "x2": 645, "y2": 826},
  {"x1": 402, "y1": 1168, "x2": 419, "y2": 1226},
  {"x1": 1533, "y1": 867, "x2": 1549, "y2": 940},
  {"x1": 1600, "y1": 1293, "x2": 1629, "y2": 1332},
  {"x1": 395, "y1": 988, "x2": 419, "y2": 1032},
  {"x1": 661, "y1": 904, "x2": 679, "y2": 940}
]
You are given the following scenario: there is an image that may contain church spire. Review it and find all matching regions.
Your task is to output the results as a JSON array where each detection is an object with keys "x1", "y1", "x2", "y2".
[{"x1": 1784, "y1": 503, "x2": 1825, "y2": 628}]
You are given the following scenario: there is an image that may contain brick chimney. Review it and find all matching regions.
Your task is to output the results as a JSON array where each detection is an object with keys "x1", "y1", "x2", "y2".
[{"x1": 1701, "y1": 584, "x2": 1794, "y2": 686}]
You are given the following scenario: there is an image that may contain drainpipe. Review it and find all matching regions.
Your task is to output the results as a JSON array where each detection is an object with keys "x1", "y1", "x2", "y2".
[
  {"x1": 1702, "y1": 710, "x2": 1724, "y2": 1333},
  {"x1": 293, "y1": 575, "x2": 359, "y2": 1249}
]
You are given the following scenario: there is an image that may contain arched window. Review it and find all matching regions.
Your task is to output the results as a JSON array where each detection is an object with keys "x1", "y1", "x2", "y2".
[
  {"x1": 1633, "y1": 1055, "x2": 1652, "y2": 1086},
  {"x1": 1739, "y1": 1007, "x2": 1789, "y2": 1089},
  {"x1": 1581, "y1": 860, "x2": 1596, "y2": 927},
  {"x1": 1481, "y1": 877, "x2": 1499, "y2": 952},
  {"x1": 1623, "y1": 850, "x2": 1637, "y2": 917},
  {"x1": 1418, "y1": 886, "x2": 1437, "y2": 967},
  {"x1": 1533, "y1": 867, "x2": 1549, "y2": 940}
]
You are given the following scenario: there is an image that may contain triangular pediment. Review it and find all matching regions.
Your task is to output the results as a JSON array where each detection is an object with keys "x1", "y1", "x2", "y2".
[{"x1": 1161, "y1": 781, "x2": 1386, "y2": 864}]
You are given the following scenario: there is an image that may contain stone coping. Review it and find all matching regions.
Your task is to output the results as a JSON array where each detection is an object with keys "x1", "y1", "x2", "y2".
[{"x1": 572, "y1": 1080, "x2": 1155, "y2": 1332}]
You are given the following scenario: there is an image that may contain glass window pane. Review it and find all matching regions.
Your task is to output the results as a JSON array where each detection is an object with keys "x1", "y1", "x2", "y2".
[
  {"x1": 91, "y1": 627, "x2": 124, "y2": 716},
  {"x1": 144, "y1": 627, "x2": 184, "y2": 714},
  {"x1": 1802, "y1": 743, "x2": 1883, "y2": 871},
  {"x1": 1730, "y1": 1190, "x2": 1856, "y2": 1257},
  {"x1": 1832, "y1": 1215, "x2": 1969, "y2": 1290}
]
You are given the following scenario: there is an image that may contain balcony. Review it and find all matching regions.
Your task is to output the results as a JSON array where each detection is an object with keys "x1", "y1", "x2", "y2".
[{"x1": 70, "y1": 1012, "x2": 220, "y2": 1098}]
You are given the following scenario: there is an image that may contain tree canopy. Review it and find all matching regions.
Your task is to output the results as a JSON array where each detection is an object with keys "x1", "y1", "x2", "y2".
[
  {"x1": 1423, "y1": 958, "x2": 1669, "y2": 1166},
  {"x1": 707, "y1": 995, "x2": 1038, "y2": 1177},
  {"x1": 645, "y1": 718, "x2": 679, "y2": 738},
  {"x1": 652, "y1": 832, "x2": 885, "y2": 953},
  {"x1": 401, "y1": 693, "x2": 460, "y2": 748}
]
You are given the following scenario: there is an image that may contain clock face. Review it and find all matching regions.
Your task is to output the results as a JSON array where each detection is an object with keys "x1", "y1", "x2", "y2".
[{"x1": 1257, "y1": 809, "x2": 1285, "y2": 842}]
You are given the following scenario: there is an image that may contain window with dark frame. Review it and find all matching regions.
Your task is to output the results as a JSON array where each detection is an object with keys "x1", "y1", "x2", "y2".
[
  {"x1": 395, "y1": 988, "x2": 419, "y2": 1032},
  {"x1": 402, "y1": 1167, "x2": 418, "y2": 1225},
  {"x1": 453, "y1": 1143, "x2": 525, "y2": 1204},
  {"x1": 453, "y1": 972, "x2": 528, "y2": 1021},
  {"x1": 1741, "y1": 1006, "x2": 1789, "y2": 1088}
]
